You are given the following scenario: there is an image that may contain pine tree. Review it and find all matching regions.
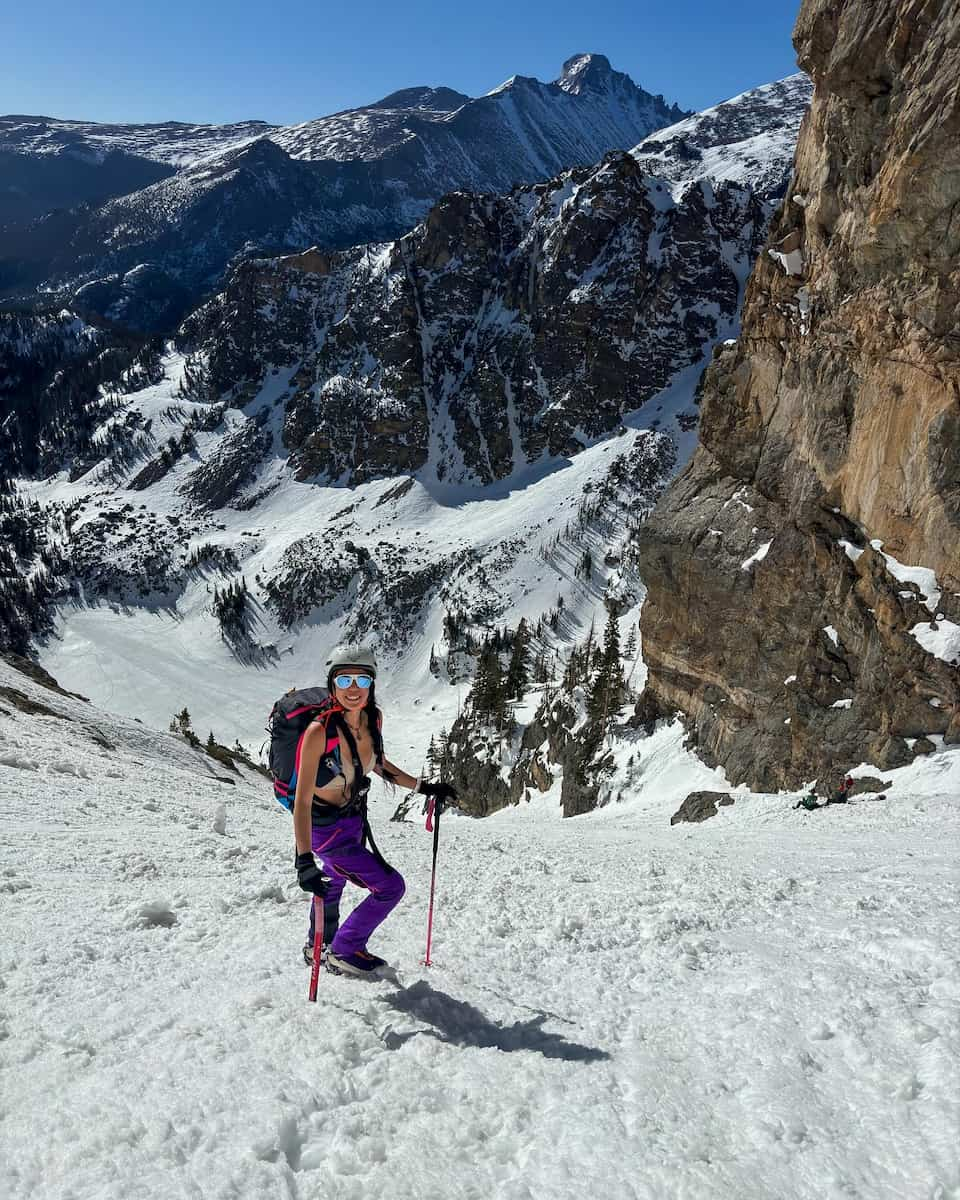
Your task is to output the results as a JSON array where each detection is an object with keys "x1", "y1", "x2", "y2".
[
  {"x1": 169, "y1": 708, "x2": 199, "y2": 745},
  {"x1": 436, "y1": 728, "x2": 450, "y2": 775},
  {"x1": 586, "y1": 606, "x2": 625, "y2": 730},
  {"x1": 472, "y1": 641, "x2": 504, "y2": 721},
  {"x1": 505, "y1": 618, "x2": 530, "y2": 700}
]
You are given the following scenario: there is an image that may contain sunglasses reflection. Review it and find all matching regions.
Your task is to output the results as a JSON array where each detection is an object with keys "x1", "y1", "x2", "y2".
[{"x1": 334, "y1": 674, "x2": 373, "y2": 689}]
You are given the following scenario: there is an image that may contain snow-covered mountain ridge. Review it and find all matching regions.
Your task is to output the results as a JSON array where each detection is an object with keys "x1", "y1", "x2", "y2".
[
  {"x1": 1, "y1": 72, "x2": 805, "y2": 810},
  {"x1": 0, "y1": 54, "x2": 692, "y2": 329},
  {"x1": 21, "y1": 349, "x2": 701, "y2": 754},
  {"x1": 631, "y1": 72, "x2": 812, "y2": 201},
  {"x1": 0, "y1": 114, "x2": 272, "y2": 168},
  {"x1": 0, "y1": 55, "x2": 680, "y2": 172}
]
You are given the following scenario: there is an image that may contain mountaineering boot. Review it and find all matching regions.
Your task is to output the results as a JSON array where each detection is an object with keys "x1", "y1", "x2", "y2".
[
  {"x1": 302, "y1": 943, "x2": 328, "y2": 967},
  {"x1": 327, "y1": 949, "x2": 387, "y2": 976}
]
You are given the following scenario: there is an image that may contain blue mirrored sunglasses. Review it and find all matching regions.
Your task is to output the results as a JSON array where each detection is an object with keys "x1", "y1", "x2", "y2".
[{"x1": 333, "y1": 673, "x2": 373, "y2": 690}]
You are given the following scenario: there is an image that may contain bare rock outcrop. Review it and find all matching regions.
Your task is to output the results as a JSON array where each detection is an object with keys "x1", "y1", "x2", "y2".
[
  {"x1": 637, "y1": 0, "x2": 960, "y2": 789},
  {"x1": 185, "y1": 152, "x2": 774, "y2": 486},
  {"x1": 670, "y1": 792, "x2": 735, "y2": 825}
]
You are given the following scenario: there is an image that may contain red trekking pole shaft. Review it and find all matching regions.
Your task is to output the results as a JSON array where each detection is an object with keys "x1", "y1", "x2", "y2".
[
  {"x1": 423, "y1": 800, "x2": 441, "y2": 966},
  {"x1": 308, "y1": 894, "x2": 323, "y2": 1002}
]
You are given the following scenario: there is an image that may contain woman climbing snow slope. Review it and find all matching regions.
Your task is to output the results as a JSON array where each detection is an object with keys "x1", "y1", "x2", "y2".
[{"x1": 292, "y1": 643, "x2": 457, "y2": 976}]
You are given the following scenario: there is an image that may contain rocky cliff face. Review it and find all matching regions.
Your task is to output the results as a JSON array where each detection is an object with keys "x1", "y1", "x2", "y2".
[
  {"x1": 637, "y1": 0, "x2": 960, "y2": 789},
  {"x1": 185, "y1": 153, "x2": 769, "y2": 486}
]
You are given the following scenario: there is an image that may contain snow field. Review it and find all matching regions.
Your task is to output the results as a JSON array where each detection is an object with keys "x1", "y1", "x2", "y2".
[
  {"x1": 1, "y1": 660, "x2": 958, "y2": 1200},
  {"x1": 32, "y1": 346, "x2": 698, "y2": 756}
]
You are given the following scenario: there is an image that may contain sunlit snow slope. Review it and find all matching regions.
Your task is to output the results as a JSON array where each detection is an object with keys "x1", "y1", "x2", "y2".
[
  {"x1": 0, "y1": 655, "x2": 957, "y2": 1200},
  {"x1": 30, "y1": 354, "x2": 705, "y2": 763},
  {"x1": 631, "y1": 73, "x2": 812, "y2": 202}
]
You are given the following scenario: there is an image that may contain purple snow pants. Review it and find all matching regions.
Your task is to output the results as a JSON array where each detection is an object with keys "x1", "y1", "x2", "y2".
[{"x1": 308, "y1": 814, "x2": 405, "y2": 957}]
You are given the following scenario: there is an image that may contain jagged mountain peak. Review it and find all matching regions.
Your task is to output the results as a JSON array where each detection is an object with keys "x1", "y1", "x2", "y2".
[
  {"x1": 556, "y1": 53, "x2": 617, "y2": 94},
  {"x1": 2, "y1": 52, "x2": 699, "y2": 329}
]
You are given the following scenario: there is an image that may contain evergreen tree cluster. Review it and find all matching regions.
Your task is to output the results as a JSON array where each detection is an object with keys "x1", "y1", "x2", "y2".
[
  {"x1": 212, "y1": 577, "x2": 249, "y2": 637},
  {"x1": 176, "y1": 353, "x2": 213, "y2": 404},
  {"x1": 442, "y1": 608, "x2": 481, "y2": 653},
  {"x1": 465, "y1": 618, "x2": 534, "y2": 735},
  {"x1": 0, "y1": 313, "x2": 163, "y2": 479},
  {"x1": 186, "y1": 543, "x2": 240, "y2": 571},
  {"x1": 557, "y1": 606, "x2": 627, "y2": 730},
  {"x1": 169, "y1": 706, "x2": 201, "y2": 747},
  {"x1": 424, "y1": 728, "x2": 451, "y2": 778},
  {"x1": 0, "y1": 490, "x2": 68, "y2": 653},
  {"x1": 169, "y1": 707, "x2": 265, "y2": 776},
  {"x1": 127, "y1": 402, "x2": 225, "y2": 491},
  {"x1": 585, "y1": 605, "x2": 626, "y2": 730}
]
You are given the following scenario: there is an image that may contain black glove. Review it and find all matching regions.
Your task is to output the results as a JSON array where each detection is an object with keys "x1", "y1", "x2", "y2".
[
  {"x1": 295, "y1": 852, "x2": 329, "y2": 896},
  {"x1": 418, "y1": 780, "x2": 459, "y2": 815}
]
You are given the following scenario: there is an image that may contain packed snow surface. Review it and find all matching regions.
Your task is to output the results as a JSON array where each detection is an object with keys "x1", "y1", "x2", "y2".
[{"x1": 1, "y1": 659, "x2": 958, "y2": 1200}]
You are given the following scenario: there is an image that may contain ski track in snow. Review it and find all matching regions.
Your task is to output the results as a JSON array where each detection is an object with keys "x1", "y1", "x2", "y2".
[{"x1": 1, "y1": 660, "x2": 958, "y2": 1200}]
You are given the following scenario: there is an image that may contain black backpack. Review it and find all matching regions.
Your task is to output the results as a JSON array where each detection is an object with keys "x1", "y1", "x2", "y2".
[{"x1": 267, "y1": 687, "x2": 341, "y2": 811}]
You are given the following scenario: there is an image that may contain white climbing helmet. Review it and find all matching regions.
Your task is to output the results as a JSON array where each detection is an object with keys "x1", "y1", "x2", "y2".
[{"x1": 325, "y1": 643, "x2": 378, "y2": 678}]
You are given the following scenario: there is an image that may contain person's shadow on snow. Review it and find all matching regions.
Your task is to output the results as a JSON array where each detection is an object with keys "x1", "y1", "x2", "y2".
[{"x1": 379, "y1": 981, "x2": 609, "y2": 1062}]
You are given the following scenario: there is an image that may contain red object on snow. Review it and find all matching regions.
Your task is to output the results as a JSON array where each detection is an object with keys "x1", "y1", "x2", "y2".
[{"x1": 308, "y1": 895, "x2": 323, "y2": 1002}]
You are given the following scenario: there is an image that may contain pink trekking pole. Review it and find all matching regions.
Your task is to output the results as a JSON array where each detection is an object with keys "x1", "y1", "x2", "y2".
[
  {"x1": 422, "y1": 797, "x2": 441, "y2": 966},
  {"x1": 308, "y1": 895, "x2": 324, "y2": 1002}
]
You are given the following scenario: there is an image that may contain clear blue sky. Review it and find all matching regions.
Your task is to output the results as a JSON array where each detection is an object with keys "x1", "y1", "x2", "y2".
[{"x1": 2, "y1": 0, "x2": 803, "y2": 126}]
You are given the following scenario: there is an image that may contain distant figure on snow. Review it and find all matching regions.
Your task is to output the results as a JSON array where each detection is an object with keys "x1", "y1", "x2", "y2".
[
  {"x1": 826, "y1": 775, "x2": 855, "y2": 804},
  {"x1": 291, "y1": 643, "x2": 457, "y2": 976}
]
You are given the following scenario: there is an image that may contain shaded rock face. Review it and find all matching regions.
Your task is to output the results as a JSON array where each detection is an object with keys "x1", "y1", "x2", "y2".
[
  {"x1": 848, "y1": 776, "x2": 892, "y2": 797},
  {"x1": 189, "y1": 155, "x2": 768, "y2": 485},
  {"x1": 637, "y1": 0, "x2": 960, "y2": 790},
  {"x1": 180, "y1": 418, "x2": 272, "y2": 510}
]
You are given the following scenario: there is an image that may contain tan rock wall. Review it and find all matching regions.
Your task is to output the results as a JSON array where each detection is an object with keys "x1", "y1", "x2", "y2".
[{"x1": 637, "y1": 0, "x2": 960, "y2": 788}]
